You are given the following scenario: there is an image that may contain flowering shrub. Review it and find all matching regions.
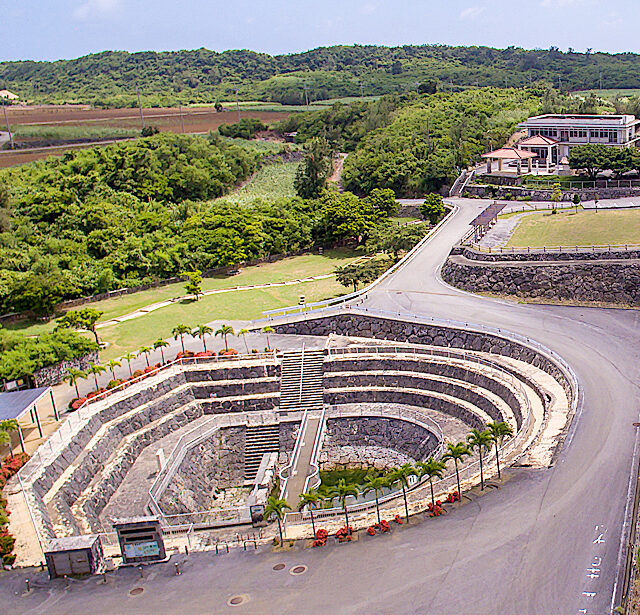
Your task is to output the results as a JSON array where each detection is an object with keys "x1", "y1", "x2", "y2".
[
  {"x1": 394, "y1": 514, "x2": 403, "y2": 524},
  {"x1": 312, "y1": 539, "x2": 326, "y2": 547},
  {"x1": 132, "y1": 369, "x2": 144, "y2": 378},
  {"x1": 218, "y1": 348, "x2": 238, "y2": 357},
  {"x1": 315, "y1": 529, "x2": 328, "y2": 540},
  {"x1": 336, "y1": 526, "x2": 353, "y2": 541},
  {"x1": 367, "y1": 527, "x2": 376, "y2": 536},
  {"x1": 69, "y1": 397, "x2": 87, "y2": 410},
  {"x1": 0, "y1": 453, "x2": 29, "y2": 565},
  {"x1": 445, "y1": 491, "x2": 460, "y2": 503},
  {"x1": 379, "y1": 520, "x2": 390, "y2": 532},
  {"x1": 428, "y1": 502, "x2": 445, "y2": 517},
  {"x1": 106, "y1": 379, "x2": 122, "y2": 389}
]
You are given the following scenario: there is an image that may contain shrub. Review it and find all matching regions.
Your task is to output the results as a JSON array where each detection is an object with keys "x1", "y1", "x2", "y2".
[
  {"x1": 132, "y1": 369, "x2": 144, "y2": 378},
  {"x1": 70, "y1": 397, "x2": 87, "y2": 410},
  {"x1": 106, "y1": 379, "x2": 121, "y2": 389},
  {"x1": 367, "y1": 527, "x2": 376, "y2": 536}
]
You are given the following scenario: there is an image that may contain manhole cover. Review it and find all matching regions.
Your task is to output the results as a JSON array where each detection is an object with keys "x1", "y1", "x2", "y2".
[
  {"x1": 129, "y1": 587, "x2": 144, "y2": 596},
  {"x1": 227, "y1": 594, "x2": 249, "y2": 607},
  {"x1": 290, "y1": 565, "x2": 307, "y2": 576},
  {"x1": 272, "y1": 563, "x2": 286, "y2": 571}
]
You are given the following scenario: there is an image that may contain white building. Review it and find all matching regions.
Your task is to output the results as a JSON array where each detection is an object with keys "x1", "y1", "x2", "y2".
[
  {"x1": 517, "y1": 114, "x2": 640, "y2": 163},
  {"x1": 0, "y1": 90, "x2": 18, "y2": 101}
]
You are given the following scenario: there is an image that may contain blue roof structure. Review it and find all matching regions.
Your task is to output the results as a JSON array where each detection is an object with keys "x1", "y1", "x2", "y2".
[{"x1": 0, "y1": 387, "x2": 50, "y2": 422}]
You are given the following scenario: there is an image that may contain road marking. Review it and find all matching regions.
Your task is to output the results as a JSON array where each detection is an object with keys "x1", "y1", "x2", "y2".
[{"x1": 582, "y1": 592, "x2": 596, "y2": 598}]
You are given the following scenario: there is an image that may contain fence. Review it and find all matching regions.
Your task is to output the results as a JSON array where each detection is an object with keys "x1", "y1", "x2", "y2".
[{"x1": 462, "y1": 242, "x2": 640, "y2": 255}]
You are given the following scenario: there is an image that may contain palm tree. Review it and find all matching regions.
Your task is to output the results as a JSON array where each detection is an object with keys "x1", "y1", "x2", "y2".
[
  {"x1": 442, "y1": 442, "x2": 472, "y2": 497},
  {"x1": 192, "y1": 324, "x2": 213, "y2": 352},
  {"x1": 105, "y1": 359, "x2": 121, "y2": 381},
  {"x1": 362, "y1": 474, "x2": 389, "y2": 527},
  {"x1": 262, "y1": 326, "x2": 274, "y2": 351},
  {"x1": 0, "y1": 430, "x2": 12, "y2": 460},
  {"x1": 238, "y1": 328, "x2": 250, "y2": 353},
  {"x1": 87, "y1": 363, "x2": 107, "y2": 390},
  {"x1": 65, "y1": 368, "x2": 86, "y2": 398},
  {"x1": 466, "y1": 428, "x2": 493, "y2": 490},
  {"x1": 416, "y1": 458, "x2": 447, "y2": 510},
  {"x1": 328, "y1": 479, "x2": 359, "y2": 530},
  {"x1": 388, "y1": 464, "x2": 418, "y2": 523},
  {"x1": 138, "y1": 346, "x2": 152, "y2": 367},
  {"x1": 122, "y1": 352, "x2": 136, "y2": 377},
  {"x1": 172, "y1": 324, "x2": 191, "y2": 354},
  {"x1": 215, "y1": 324, "x2": 234, "y2": 351},
  {"x1": 0, "y1": 419, "x2": 19, "y2": 459},
  {"x1": 299, "y1": 488, "x2": 322, "y2": 537},
  {"x1": 486, "y1": 421, "x2": 514, "y2": 480},
  {"x1": 264, "y1": 496, "x2": 291, "y2": 546},
  {"x1": 153, "y1": 338, "x2": 169, "y2": 364}
]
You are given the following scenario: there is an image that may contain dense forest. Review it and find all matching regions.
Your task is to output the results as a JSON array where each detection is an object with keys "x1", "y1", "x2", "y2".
[
  {"x1": 0, "y1": 132, "x2": 399, "y2": 315},
  {"x1": 1, "y1": 44, "x2": 639, "y2": 107}
]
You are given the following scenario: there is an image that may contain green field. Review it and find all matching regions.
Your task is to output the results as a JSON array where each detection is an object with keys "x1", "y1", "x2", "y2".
[
  {"x1": 215, "y1": 160, "x2": 299, "y2": 206},
  {"x1": 7, "y1": 249, "x2": 359, "y2": 358},
  {"x1": 10, "y1": 124, "x2": 139, "y2": 141},
  {"x1": 507, "y1": 209, "x2": 640, "y2": 247},
  {"x1": 573, "y1": 89, "x2": 640, "y2": 100}
]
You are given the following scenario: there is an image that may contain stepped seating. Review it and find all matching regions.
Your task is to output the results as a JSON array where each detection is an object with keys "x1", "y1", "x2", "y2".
[
  {"x1": 279, "y1": 349, "x2": 325, "y2": 411},
  {"x1": 244, "y1": 424, "x2": 280, "y2": 481}
]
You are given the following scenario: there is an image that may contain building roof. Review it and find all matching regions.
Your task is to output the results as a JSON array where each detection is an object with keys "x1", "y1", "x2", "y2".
[
  {"x1": 520, "y1": 113, "x2": 640, "y2": 128},
  {"x1": 0, "y1": 387, "x2": 51, "y2": 422},
  {"x1": 481, "y1": 147, "x2": 536, "y2": 160},
  {"x1": 470, "y1": 202, "x2": 508, "y2": 227},
  {"x1": 518, "y1": 135, "x2": 559, "y2": 147},
  {"x1": 0, "y1": 90, "x2": 18, "y2": 100}
]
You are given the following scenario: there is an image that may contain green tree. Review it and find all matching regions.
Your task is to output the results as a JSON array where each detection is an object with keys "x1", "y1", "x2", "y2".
[
  {"x1": 262, "y1": 326, "x2": 274, "y2": 351},
  {"x1": 183, "y1": 269, "x2": 203, "y2": 301},
  {"x1": 486, "y1": 421, "x2": 514, "y2": 480},
  {"x1": 106, "y1": 359, "x2": 121, "y2": 381},
  {"x1": 328, "y1": 478, "x2": 359, "y2": 530},
  {"x1": 0, "y1": 419, "x2": 19, "y2": 459},
  {"x1": 294, "y1": 137, "x2": 333, "y2": 198},
  {"x1": 55, "y1": 308, "x2": 104, "y2": 345},
  {"x1": 9, "y1": 271, "x2": 74, "y2": 317},
  {"x1": 299, "y1": 489, "x2": 322, "y2": 537},
  {"x1": 466, "y1": 428, "x2": 493, "y2": 490},
  {"x1": 550, "y1": 182, "x2": 562, "y2": 212},
  {"x1": 0, "y1": 430, "x2": 12, "y2": 460},
  {"x1": 87, "y1": 363, "x2": 106, "y2": 390},
  {"x1": 215, "y1": 324, "x2": 234, "y2": 351},
  {"x1": 153, "y1": 338, "x2": 169, "y2": 363},
  {"x1": 172, "y1": 324, "x2": 191, "y2": 354},
  {"x1": 264, "y1": 496, "x2": 291, "y2": 546},
  {"x1": 419, "y1": 193, "x2": 445, "y2": 224},
  {"x1": 362, "y1": 474, "x2": 389, "y2": 526},
  {"x1": 367, "y1": 223, "x2": 429, "y2": 262},
  {"x1": 65, "y1": 367, "x2": 86, "y2": 398},
  {"x1": 442, "y1": 442, "x2": 471, "y2": 497},
  {"x1": 238, "y1": 328, "x2": 250, "y2": 353},
  {"x1": 192, "y1": 324, "x2": 213, "y2": 352},
  {"x1": 364, "y1": 188, "x2": 398, "y2": 218},
  {"x1": 138, "y1": 346, "x2": 152, "y2": 367},
  {"x1": 388, "y1": 464, "x2": 418, "y2": 523},
  {"x1": 122, "y1": 352, "x2": 136, "y2": 377},
  {"x1": 569, "y1": 144, "x2": 611, "y2": 180},
  {"x1": 416, "y1": 458, "x2": 447, "y2": 510}
]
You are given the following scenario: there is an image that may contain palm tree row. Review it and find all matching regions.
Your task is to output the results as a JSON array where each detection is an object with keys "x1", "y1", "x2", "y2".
[
  {"x1": 0, "y1": 419, "x2": 20, "y2": 460},
  {"x1": 294, "y1": 420, "x2": 514, "y2": 532},
  {"x1": 64, "y1": 324, "x2": 275, "y2": 400}
]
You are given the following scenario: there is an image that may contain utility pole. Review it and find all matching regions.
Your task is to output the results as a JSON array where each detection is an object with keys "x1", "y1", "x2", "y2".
[
  {"x1": 136, "y1": 86, "x2": 145, "y2": 129},
  {"x1": 2, "y1": 101, "x2": 13, "y2": 149},
  {"x1": 303, "y1": 83, "x2": 310, "y2": 108},
  {"x1": 234, "y1": 89, "x2": 241, "y2": 122},
  {"x1": 360, "y1": 81, "x2": 364, "y2": 97},
  {"x1": 179, "y1": 104, "x2": 185, "y2": 134},
  {"x1": 599, "y1": 71, "x2": 603, "y2": 90}
]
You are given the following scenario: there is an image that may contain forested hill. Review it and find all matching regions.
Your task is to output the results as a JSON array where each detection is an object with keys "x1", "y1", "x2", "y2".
[{"x1": 2, "y1": 44, "x2": 640, "y2": 107}]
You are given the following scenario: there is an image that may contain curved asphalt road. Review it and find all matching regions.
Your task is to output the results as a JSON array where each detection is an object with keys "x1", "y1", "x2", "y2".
[{"x1": 4, "y1": 198, "x2": 640, "y2": 615}]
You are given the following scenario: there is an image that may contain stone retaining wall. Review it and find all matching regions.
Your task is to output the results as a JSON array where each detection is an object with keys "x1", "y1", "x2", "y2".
[
  {"x1": 33, "y1": 351, "x2": 99, "y2": 388},
  {"x1": 442, "y1": 253, "x2": 640, "y2": 306},
  {"x1": 465, "y1": 183, "x2": 640, "y2": 201},
  {"x1": 454, "y1": 245, "x2": 640, "y2": 262}
]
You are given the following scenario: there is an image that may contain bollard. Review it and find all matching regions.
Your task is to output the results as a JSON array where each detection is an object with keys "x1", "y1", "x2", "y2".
[
  {"x1": 138, "y1": 565, "x2": 144, "y2": 579},
  {"x1": 175, "y1": 563, "x2": 181, "y2": 576},
  {"x1": 185, "y1": 546, "x2": 189, "y2": 555},
  {"x1": 25, "y1": 579, "x2": 30, "y2": 592}
]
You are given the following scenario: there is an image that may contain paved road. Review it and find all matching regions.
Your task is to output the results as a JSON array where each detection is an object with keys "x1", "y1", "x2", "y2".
[{"x1": 4, "y1": 198, "x2": 640, "y2": 615}]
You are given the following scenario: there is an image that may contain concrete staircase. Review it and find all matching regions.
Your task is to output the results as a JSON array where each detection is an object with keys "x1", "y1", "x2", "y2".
[
  {"x1": 244, "y1": 424, "x2": 280, "y2": 481},
  {"x1": 279, "y1": 348, "x2": 325, "y2": 412}
]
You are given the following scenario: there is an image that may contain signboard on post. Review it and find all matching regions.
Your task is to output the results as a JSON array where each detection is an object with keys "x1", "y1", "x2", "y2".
[{"x1": 113, "y1": 517, "x2": 166, "y2": 565}]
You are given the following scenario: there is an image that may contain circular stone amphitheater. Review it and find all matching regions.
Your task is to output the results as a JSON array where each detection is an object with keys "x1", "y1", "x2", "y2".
[{"x1": 15, "y1": 308, "x2": 577, "y2": 562}]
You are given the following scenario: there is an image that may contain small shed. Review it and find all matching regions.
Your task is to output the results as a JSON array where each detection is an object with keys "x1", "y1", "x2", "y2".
[
  {"x1": 0, "y1": 387, "x2": 58, "y2": 452},
  {"x1": 45, "y1": 535, "x2": 104, "y2": 578}
]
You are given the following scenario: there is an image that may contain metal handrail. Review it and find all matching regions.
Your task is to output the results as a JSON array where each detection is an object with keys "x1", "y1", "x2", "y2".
[{"x1": 463, "y1": 242, "x2": 640, "y2": 255}]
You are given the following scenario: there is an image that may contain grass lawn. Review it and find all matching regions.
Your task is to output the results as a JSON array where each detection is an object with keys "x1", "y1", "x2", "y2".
[
  {"x1": 507, "y1": 209, "x2": 640, "y2": 247},
  {"x1": 389, "y1": 216, "x2": 421, "y2": 225},
  {"x1": 214, "y1": 160, "x2": 299, "y2": 206},
  {"x1": 7, "y1": 249, "x2": 359, "y2": 355},
  {"x1": 98, "y1": 275, "x2": 347, "y2": 361}
]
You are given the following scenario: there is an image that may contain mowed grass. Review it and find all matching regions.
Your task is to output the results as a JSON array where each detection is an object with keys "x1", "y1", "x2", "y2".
[
  {"x1": 99, "y1": 275, "x2": 347, "y2": 361},
  {"x1": 7, "y1": 249, "x2": 359, "y2": 353},
  {"x1": 215, "y1": 161, "x2": 299, "y2": 206},
  {"x1": 507, "y1": 209, "x2": 640, "y2": 247}
]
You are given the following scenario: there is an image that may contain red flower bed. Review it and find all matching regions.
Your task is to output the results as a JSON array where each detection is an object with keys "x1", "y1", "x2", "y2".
[
  {"x1": 218, "y1": 348, "x2": 238, "y2": 357},
  {"x1": 335, "y1": 526, "x2": 354, "y2": 541},
  {"x1": 0, "y1": 453, "x2": 29, "y2": 565},
  {"x1": 394, "y1": 514, "x2": 403, "y2": 524},
  {"x1": 315, "y1": 529, "x2": 328, "y2": 540},
  {"x1": 312, "y1": 538, "x2": 326, "y2": 547},
  {"x1": 445, "y1": 491, "x2": 460, "y2": 503},
  {"x1": 379, "y1": 520, "x2": 390, "y2": 532},
  {"x1": 367, "y1": 526, "x2": 376, "y2": 536}
]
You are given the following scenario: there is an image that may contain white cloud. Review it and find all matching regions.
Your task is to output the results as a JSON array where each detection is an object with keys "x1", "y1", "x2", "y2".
[
  {"x1": 74, "y1": 0, "x2": 122, "y2": 20},
  {"x1": 540, "y1": 0, "x2": 582, "y2": 7},
  {"x1": 459, "y1": 6, "x2": 485, "y2": 20}
]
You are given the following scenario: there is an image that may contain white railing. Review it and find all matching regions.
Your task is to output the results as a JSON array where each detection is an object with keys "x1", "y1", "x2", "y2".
[
  {"x1": 303, "y1": 405, "x2": 327, "y2": 494},
  {"x1": 463, "y1": 242, "x2": 640, "y2": 255},
  {"x1": 279, "y1": 408, "x2": 310, "y2": 499},
  {"x1": 261, "y1": 202, "x2": 457, "y2": 320}
]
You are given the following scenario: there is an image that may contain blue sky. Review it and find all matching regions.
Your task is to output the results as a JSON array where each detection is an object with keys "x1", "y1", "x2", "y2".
[{"x1": 1, "y1": 0, "x2": 632, "y2": 61}]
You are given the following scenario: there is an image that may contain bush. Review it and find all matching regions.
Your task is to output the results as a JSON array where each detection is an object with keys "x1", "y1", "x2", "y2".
[
  {"x1": 70, "y1": 397, "x2": 87, "y2": 410},
  {"x1": 106, "y1": 379, "x2": 121, "y2": 389},
  {"x1": 132, "y1": 369, "x2": 144, "y2": 378}
]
